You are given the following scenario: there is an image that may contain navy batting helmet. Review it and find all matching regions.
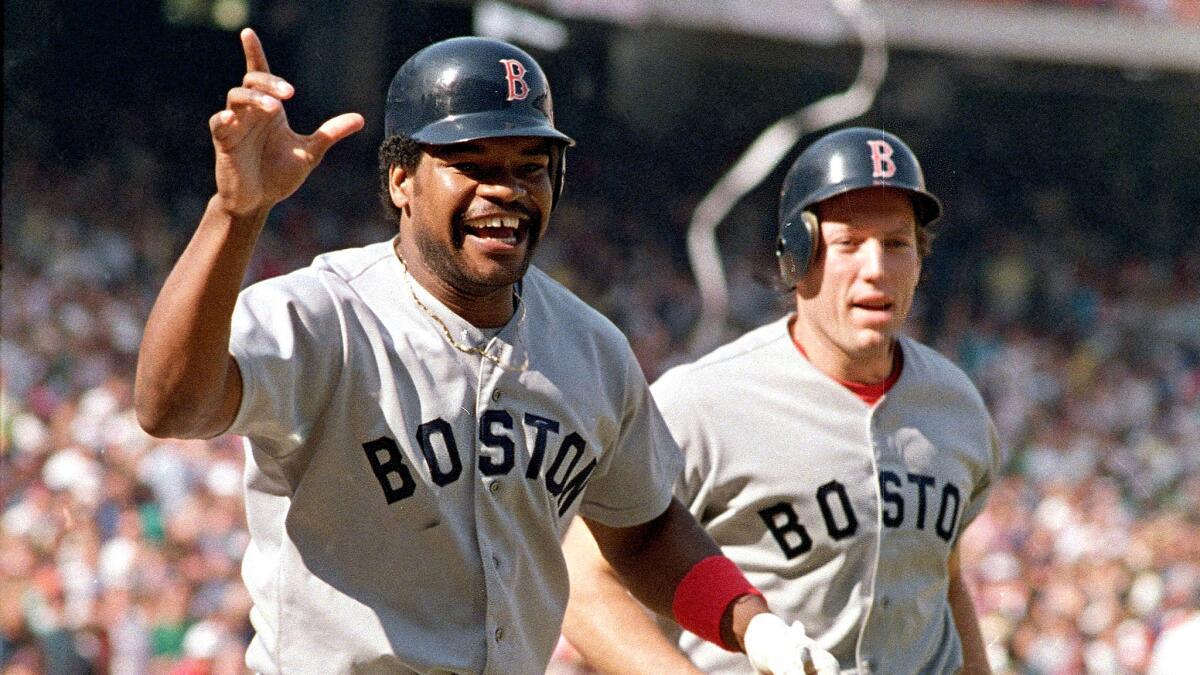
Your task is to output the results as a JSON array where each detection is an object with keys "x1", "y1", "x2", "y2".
[
  {"x1": 385, "y1": 37, "x2": 575, "y2": 202},
  {"x1": 776, "y1": 127, "x2": 942, "y2": 285}
]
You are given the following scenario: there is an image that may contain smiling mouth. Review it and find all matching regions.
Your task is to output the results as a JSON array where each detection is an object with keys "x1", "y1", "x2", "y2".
[
  {"x1": 462, "y1": 215, "x2": 525, "y2": 246},
  {"x1": 852, "y1": 301, "x2": 893, "y2": 312}
]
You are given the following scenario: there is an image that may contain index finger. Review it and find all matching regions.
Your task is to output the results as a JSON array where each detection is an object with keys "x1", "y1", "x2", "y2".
[{"x1": 241, "y1": 27, "x2": 271, "y2": 74}]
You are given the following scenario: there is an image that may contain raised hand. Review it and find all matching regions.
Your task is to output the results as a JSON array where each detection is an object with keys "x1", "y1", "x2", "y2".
[{"x1": 209, "y1": 28, "x2": 364, "y2": 217}]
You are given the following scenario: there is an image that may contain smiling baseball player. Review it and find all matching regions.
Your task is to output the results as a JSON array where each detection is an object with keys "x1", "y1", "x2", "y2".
[
  {"x1": 135, "y1": 28, "x2": 837, "y2": 674},
  {"x1": 562, "y1": 127, "x2": 1001, "y2": 674}
]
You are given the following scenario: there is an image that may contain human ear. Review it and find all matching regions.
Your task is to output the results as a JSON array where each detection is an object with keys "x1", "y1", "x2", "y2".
[{"x1": 389, "y1": 165, "x2": 412, "y2": 211}]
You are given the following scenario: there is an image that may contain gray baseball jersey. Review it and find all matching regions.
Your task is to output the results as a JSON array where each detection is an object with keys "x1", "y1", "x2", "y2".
[
  {"x1": 652, "y1": 316, "x2": 1001, "y2": 674},
  {"x1": 226, "y1": 239, "x2": 681, "y2": 674}
]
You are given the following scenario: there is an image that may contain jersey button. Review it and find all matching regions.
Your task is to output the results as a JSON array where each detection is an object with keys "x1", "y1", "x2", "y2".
[
  {"x1": 491, "y1": 389, "x2": 502, "y2": 402},
  {"x1": 494, "y1": 626, "x2": 504, "y2": 642}
]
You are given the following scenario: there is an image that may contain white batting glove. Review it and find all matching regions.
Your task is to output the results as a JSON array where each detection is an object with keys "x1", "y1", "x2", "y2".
[{"x1": 743, "y1": 613, "x2": 841, "y2": 675}]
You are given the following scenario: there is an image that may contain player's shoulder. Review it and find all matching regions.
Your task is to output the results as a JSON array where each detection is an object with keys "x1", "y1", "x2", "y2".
[
  {"x1": 522, "y1": 266, "x2": 630, "y2": 344},
  {"x1": 653, "y1": 316, "x2": 792, "y2": 402},
  {"x1": 309, "y1": 239, "x2": 397, "y2": 283},
  {"x1": 898, "y1": 336, "x2": 987, "y2": 408},
  {"x1": 238, "y1": 240, "x2": 393, "y2": 317}
]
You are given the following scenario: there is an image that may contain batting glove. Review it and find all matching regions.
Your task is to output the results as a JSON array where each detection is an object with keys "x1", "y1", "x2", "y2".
[{"x1": 743, "y1": 613, "x2": 841, "y2": 675}]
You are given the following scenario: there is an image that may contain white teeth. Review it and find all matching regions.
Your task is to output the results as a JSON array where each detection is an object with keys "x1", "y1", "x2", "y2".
[{"x1": 471, "y1": 216, "x2": 519, "y2": 229}]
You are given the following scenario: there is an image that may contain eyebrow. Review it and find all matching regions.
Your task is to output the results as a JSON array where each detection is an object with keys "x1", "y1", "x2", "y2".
[
  {"x1": 824, "y1": 221, "x2": 916, "y2": 237},
  {"x1": 882, "y1": 221, "x2": 917, "y2": 236}
]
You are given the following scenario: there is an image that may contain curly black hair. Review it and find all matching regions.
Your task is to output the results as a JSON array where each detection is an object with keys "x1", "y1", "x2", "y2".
[{"x1": 377, "y1": 135, "x2": 422, "y2": 222}]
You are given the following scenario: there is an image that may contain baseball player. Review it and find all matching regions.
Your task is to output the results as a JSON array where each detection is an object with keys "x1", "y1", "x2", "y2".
[
  {"x1": 562, "y1": 127, "x2": 1001, "y2": 674},
  {"x1": 134, "y1": 28, "x2": 838, "y2": 674}
]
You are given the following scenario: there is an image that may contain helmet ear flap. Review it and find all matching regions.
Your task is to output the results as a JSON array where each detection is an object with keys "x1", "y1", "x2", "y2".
[
  {"x1": 550, "y1": 145, "x2": 567, "y2": 206},
  {"x1": 776, "y1": 210, "x2": 820, "y2": 287}
]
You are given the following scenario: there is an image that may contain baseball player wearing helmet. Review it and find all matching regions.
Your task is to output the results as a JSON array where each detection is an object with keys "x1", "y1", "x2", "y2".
[
  {"x1": 562, "y1": 127, "x2": 1001, "y2": 674},
  {"x1": 135, "y1": 28, "x2": 836, "y2": 674}
]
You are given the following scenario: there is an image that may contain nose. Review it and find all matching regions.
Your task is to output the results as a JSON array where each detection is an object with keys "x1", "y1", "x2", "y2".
[
  {"x1": 475, "y1": 168, "x2": 526, "y2": 203},
  {"x1": 859, "y1": 239, "x2": 885, "y2": 281}
]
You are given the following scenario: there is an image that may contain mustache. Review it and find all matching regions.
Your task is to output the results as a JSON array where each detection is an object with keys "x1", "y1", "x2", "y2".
[{"x1": 455, "y1": 204, "x2": 538, "y2": 225}]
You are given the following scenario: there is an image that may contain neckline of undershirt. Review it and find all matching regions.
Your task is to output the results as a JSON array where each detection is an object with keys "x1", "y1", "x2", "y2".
[{"x1": 789, "y1": 329, "x2": 903, "y2": 405}]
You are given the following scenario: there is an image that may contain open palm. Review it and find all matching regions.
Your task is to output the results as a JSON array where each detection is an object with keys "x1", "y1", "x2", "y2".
[{"x1": 209, "y1": 28, "x2": 363, "y2": 216}]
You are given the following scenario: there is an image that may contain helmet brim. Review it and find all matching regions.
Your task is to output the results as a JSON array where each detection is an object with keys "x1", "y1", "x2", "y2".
[
  {"x1": 800, "y1": 183, "x2": 942, "y2": 227},
  {"x1": 410, "y1": 111, "x2": 575, "y2": 147}
]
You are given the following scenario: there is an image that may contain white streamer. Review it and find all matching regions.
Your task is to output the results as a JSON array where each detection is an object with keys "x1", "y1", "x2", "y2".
[{"x1": 685, "y1": 0, "x2": 888, "y2": 354}]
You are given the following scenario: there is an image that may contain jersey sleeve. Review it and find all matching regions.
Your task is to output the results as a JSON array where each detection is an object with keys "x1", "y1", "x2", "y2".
[
  {"x1": 650, "y1": 367, "x2": 715, "y2": 522},
  {"x1": 576, "y1": 348, "x2": 684, "y2": 528},
  {"x1": 226, "y1": 271, "x2": 344, "y2": 452},
  {"x1": 957, "y1": 415, "x2": 1003, "y2": 536}
]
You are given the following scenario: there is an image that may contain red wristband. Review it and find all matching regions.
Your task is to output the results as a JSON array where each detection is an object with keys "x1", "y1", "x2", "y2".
[{"x1": 672, "y1": 555, "x2": 764, "y2": 651}]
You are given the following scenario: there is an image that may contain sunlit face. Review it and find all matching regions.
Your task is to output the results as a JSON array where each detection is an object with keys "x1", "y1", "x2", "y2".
[
  {"x1": 390, "y1": 136, "x2": 554, "y2": 296},
  {"x1": 796, "y1": 187, "x2": 922, "y2": 357}
]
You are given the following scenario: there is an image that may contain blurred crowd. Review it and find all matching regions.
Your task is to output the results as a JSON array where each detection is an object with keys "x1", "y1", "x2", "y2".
[
  {"x1": 4, "y1": 31, "x2": 1199, "y2": 675},
  {"x1": 937, "y1": 250, "x2": 1200, "y2": 674}
]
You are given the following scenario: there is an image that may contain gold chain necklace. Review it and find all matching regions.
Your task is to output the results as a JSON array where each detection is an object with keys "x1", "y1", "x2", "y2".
[{"x1": 396, "y1": 252, "x2": 529, "y2": 372}]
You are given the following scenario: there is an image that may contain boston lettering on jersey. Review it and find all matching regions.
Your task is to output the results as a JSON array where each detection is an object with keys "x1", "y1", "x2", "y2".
[
  {"x1": 361, "y1": 409, "x2": 597, "y2": 517},
  {"x1": 758, "y1": 472, "x2": 963, "y2": 559}
]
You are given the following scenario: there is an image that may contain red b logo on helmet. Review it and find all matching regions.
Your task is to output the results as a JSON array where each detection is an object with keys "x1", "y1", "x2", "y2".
[
  {"x1": 500, "y1": 59, "x2": 529, "y2": 101},
  {"x1": 867, "y1": 140, "x2": 897, "y2": 179}
]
